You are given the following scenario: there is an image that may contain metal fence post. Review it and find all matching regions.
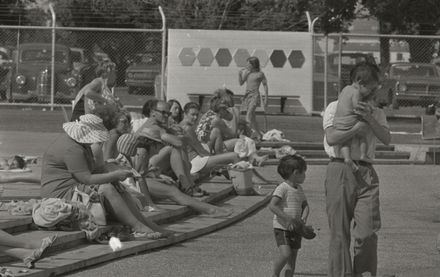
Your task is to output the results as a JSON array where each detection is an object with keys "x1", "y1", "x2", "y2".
[
  {"x1": 49, "y1": 3, "x2": 56, "y2": 111},
  {"x1": 159, "y1": 6, "x2": 166, "y2": 101},
  {"x1": 324, "y1": 35, "x2": 328, "y2": 109}
]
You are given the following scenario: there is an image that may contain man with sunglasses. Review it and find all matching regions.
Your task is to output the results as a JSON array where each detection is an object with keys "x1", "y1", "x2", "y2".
[
  {"x1": 323, "y1": 62, "x2": 392, "y2": 277},
  {"x1": 135, "y1": 99, "x2": 200, "y2": 196}
]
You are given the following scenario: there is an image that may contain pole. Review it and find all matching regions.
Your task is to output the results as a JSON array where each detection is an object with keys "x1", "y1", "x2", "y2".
[
  {"x1": 338, "y1": 33, "x2": 342, "y2": 92},
  {"x1": 159, "y1": 6, "x2": 166, "y2": 101},
  {"x1": 49, "y1": 3, "x2": 56, "y2": 111},
  {"x1": 324, "y1": 35, "x2": 328, "y2": 109}
]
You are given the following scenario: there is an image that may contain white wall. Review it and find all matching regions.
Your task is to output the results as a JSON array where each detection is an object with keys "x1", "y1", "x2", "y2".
[{"x1": 166, "y1": 29, "x2": 313, "y2": 113}]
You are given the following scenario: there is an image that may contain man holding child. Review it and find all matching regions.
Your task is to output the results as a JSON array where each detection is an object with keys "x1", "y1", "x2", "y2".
[{"x1": 323, "y1": 63, "x2": 391, "y2": 277}]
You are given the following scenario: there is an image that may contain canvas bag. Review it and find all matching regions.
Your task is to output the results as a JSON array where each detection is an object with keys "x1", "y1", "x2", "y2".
[{"x1": 71, "y1": 187, "x2": 107, "y2": 226}]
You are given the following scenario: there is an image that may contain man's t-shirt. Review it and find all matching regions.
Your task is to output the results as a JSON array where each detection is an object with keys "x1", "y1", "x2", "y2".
[
  {"x1": 322, "y1": 101, "x2": 389, "y2": 162},
  {"x1": 40, "y1": 133, "x2": 95, "y2": 199}
]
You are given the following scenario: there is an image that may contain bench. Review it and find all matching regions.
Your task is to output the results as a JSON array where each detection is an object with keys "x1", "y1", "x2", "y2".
[{"x1": 187, "y1": 93, "x2": 307, "y2": 115}]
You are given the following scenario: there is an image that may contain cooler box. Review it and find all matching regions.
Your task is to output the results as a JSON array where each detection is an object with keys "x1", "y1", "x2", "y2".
[{"x1": 228, "y1": 167, "x2": 255, "y2": 196}]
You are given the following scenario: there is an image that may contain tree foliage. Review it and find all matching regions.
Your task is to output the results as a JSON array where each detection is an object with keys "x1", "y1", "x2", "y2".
[{"x1": 362, "y1": 0, "x2": 440, "y2": 63}]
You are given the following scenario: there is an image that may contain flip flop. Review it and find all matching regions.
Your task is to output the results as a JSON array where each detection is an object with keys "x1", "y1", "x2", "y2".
[{"x1": 23, "y1": 234, "x2": 58, "y2": 269}]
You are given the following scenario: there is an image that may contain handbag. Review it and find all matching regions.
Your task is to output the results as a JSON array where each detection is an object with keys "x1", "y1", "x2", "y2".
[{"x1": 71, "y1": 187, "x2": 107, "y2": 226}]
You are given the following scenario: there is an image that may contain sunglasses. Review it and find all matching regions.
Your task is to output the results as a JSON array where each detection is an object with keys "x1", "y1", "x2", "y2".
[{"x1": 154, "y1": 109, "x2": 171, "y2": 117}]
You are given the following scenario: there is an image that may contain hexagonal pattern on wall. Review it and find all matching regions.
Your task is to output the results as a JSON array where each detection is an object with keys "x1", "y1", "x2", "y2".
[
  {"x1": 197, "y1": 48, "x2": 214, "y2": 66},
  {"x1": 215, "y1": 48, "x2": 232, "y2": 67},
  {"x1": 288, "y1": 50, "x2": 305, "y2": 68},
  {"x1": 234, "y1": 48, "x2": 250, "y2": 67},
  {"x1": 270, "y1": 50, "x2": 287, "y2": 68},
  {"x1": 252, "y1": 49, "x2": 269, "y2": 67},
  {"x1": 179, "y1": 48, "x2": 196, "y2": 66}
]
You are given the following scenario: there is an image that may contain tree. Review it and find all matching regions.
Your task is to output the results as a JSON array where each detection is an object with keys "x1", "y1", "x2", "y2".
[{"x1": 362, "y1": 0, "x2": 440, "y2": 63}]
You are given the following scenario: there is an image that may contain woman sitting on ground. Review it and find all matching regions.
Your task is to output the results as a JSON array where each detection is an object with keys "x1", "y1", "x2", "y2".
[
  {"x1": 0, "y1": 230, "x2": 57, "y2": 269},
  {"x1": 113, "y1": 133, "x2": 232, "y2": 217},
  {"x1": 178, "y1": 102, "x2": 240, "y2": 180},
  {"x1": 195, "y1": 88, "x2": 240, "y2": 154},
  {"x1": 135, "y1": 99, "x2": 199, "y2": 196},
  {"x1": 40, "y1": 114, "x2": 172, "y2": 239}
]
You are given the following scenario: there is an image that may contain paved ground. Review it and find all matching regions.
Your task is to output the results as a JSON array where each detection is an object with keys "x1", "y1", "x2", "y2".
[
  {"x1": 1, "y1": 106, "x2": 440, "y2": 276},
  {"x1": 65, "y1": 164, "x2": 440, "y2": 277}
]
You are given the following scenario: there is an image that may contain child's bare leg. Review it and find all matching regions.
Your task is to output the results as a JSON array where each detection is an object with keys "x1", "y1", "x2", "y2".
[
  {"x1": 209, "y1": 127, "x2": 225, "y2": 154},
  {"x1": 340, "y1": 144, "x2": 358, "y2": 171},
  {"x1": 359, "y1": 136, "x2": 367, "y2": 160},
  {"x1": 170, "y1": 148, "x2": 196, "y2": 192},
  {"x1": 272, "y1": 245, "x2": 291, "y2": 277},
  {"x1": 284, "y1": 249, "x2": 298, "y2": 277},
  {"x1": 251, "y1": 111, "x2": 262, "y2": 136}
]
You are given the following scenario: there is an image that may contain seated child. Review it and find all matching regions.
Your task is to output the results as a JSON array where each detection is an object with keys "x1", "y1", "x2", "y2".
[
  {"x1": 0, "y1": 155, "x2": 26, "y2": 170},
  {"x1": 110, "y1": 133, "x2": 160, "y2": 212},
  {"x1": 333, "y1": 64, "x2": 379, "y2": 171},
  {"x1": 234, "y1": 120, "x2": 268, "y2": 167}
]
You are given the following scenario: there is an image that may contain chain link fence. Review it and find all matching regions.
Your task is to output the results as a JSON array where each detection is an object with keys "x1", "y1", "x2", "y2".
[
  {"x1": 0, "y1": 25, "x2": 164, "y2": 108},
  {"x1": 313, "y1": 33, "x2": 440, "y2": 117}
]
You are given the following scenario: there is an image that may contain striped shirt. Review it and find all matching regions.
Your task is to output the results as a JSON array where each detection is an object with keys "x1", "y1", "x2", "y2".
[{"x1": 272, "y1": 182, "x2": 307, "y2": 230}]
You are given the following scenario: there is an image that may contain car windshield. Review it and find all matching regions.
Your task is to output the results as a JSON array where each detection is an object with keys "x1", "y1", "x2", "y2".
[
  {"x1": 392, "y1": 64, "x2": 437, "y2": 77},
  {"x1": 21, "y1": 49, "x2": 68, "y2": 63}
]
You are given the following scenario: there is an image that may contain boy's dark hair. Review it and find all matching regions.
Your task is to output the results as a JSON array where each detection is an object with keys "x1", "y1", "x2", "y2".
[
  {"x1": 350, "y1": 62, "x2": 380, "y2": 85},
  {"x1": 142, "y1": 99, "x2": 159, "y2": 117},
  {"x1": 277, "y1": 155, "x2": 307, "y2": 180},
  {"x1": 13, "y1": 155, "x2": 26, "y2": 169},
  {"x1": 183, "y1": 102, "x2": 200, "y2": 114}
]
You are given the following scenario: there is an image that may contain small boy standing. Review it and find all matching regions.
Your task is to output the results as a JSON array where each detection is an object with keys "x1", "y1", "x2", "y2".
[
  {"x1": 333, "y1": 65, "x2": 380, "y2": 171},
  {"x1": 269, "y1": 155, "x2": 315, "y2": 277}
]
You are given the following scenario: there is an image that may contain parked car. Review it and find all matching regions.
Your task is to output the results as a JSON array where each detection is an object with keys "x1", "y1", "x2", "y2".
[
  {"x1": 70, "y1": 47, "x2": 98, "y2": 87},
  {"x1": 10, "y1": 43, "x2": 81, "y2": 103},
  {"x1": 125, "y1": 53, "x2": 161, "y2": 94},
  {"x1": 0, "y1": 46, "x2": 14, "y2": 101},
  {"x1": 377, "y1": 62, "x2": 440, "y2": 109}
]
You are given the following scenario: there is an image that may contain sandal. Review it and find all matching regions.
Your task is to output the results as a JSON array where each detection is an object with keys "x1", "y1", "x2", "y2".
[{"x1": 23, "y1": 234, "x2": 58, "y2": 269}]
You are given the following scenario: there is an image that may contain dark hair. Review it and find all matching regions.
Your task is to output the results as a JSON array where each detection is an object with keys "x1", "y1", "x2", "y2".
[
  {"x1": 91, "y1": 104, "x2": 119, "y2": 130},
  {"x1": 142, "y1": 99, "x2": 159, "y2": 117},
  {"x1": 209, "y1": 95, "x2": 229, "y2": 113},
  {"x1": 167, "y1": 99, "x2": 183, "y2": 123},
  {"x1": 12, "y1": 155, "x2": 26, "y2": 169},
  {"x1": 211, "y1": 88, "x2": 235, "y2": 108},
  {"x1": 111, "y1": 111, "x2": 131, "y2": 129},
  {"x1": 247, "y1": 56, "x2": 260, "y2": 71},
  {"x1": 183, "y1": 102, "x2": 200, "y2": 114},
  {"x1": 277, "y1": 155, "x2": 307, "y2": 180},
  {"x1": 350, "y1": 62, "x2": 380, "y2": 85}
]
